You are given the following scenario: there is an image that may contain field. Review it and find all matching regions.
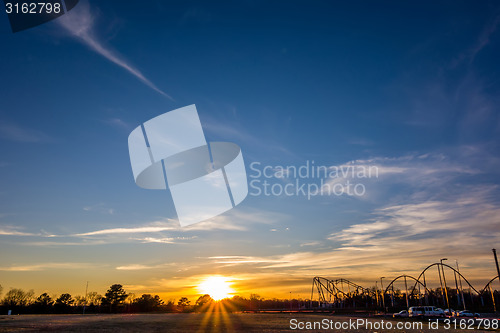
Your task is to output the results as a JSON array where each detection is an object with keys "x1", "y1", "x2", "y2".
[{"x1": 1, "y1": 313, "x2": 499, "y2": 332}]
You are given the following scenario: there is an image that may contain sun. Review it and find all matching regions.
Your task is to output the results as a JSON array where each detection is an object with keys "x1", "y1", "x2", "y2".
[{"x1": 197, "y1": 276, "x2": 234, "y2": 301}]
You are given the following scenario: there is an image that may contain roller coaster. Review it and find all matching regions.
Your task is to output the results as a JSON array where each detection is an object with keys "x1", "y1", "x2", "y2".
[{"x1": 311, "y1": 261, "x2": 499, "y2": 311}]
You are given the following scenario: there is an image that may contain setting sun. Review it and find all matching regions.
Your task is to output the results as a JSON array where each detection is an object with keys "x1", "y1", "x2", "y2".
[{"x1": 197, "y1": 276, "x2": 234, "y2": 301}]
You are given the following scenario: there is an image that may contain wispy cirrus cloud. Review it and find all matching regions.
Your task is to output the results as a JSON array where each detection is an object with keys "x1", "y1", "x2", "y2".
[
  {"x1": 200, "y1": 148, "x2": 500, "y2": 288},
  {"x1": 74, "y1": 222, "x2": 177, "y2": 236},
  {"x1": 0, "y1": 208, "x2": 284, "y2": 246},
  {"x1": 116, "y1": 263, "x2": 177, "y2": 271},
  {"x1": 0, "y1": 262, "x2": 99, "y2": 271},
  {"x1": 393, "y1": 14, "x2": 500, "y2": 137},
  {"x1": 451, "y1": 14, "x2": 500, "y2": 67},
  {"x1": 204, "y1": 189, "x2": 500, "y2": 285},
  {"x1": 202, "y1": 116, "x2": 297, "y2": 158},
  {"x1": 75, "y1": 208, "x2": 286, "y2": 237},
  {"x1": 21, "y1": 240, "x2": 108, "y2": 247},
  {"x1": 58, "y1": 1, "x2": 173, "y2": 100},
  {"x1": 103, "y1": 118, "x2": 131, "y2": 130},
  {"x1": 132, "y1": 236, "x2": 197, "y2": 244},
  {"x1": 0, "y1": 228, "x2": 37, "y2": 236},
  {"x1": 330, "y1": 186, "x2": 500, "y2": 248},
  {"x1": 82, "y1": 202, "x2": 115, "y2": 215},
  {"x1": 0, "y1": 122, "x2": 52, "y2": 143},
  {"x1": 208, "y1": 255, "x2": 289, "y2": 265},
  {"x1": 317, "y1": 150, "x2": 483, "y2": 201},
  {"x1": 71, "y1": 218, "x2": 235, "y2": 238},
  {"x1": 0, "y1": 225, "x2": 55, "y2": 237}
]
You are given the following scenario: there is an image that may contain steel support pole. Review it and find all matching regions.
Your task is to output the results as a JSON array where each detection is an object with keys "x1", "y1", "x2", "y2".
[
  {"x1": 404, "y1": 276, "x2": 409, "y2": 309},
  {"x1": 441, "y1": 263, "x2": 451, "y2": 313}
]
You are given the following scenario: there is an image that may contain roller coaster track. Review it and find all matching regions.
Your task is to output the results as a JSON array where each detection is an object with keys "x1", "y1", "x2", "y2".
[
  {"x1": 311, "y1": 277, "x2": 376, "y2": 306},
  {"x1": 312, "y1": 261, "x2": 499, "y2": 309}
]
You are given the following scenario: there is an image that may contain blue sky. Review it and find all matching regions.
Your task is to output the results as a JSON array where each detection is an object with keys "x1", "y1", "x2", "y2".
[{"x1": 1, "y1": 0, "x2": 500, "y2": 300}]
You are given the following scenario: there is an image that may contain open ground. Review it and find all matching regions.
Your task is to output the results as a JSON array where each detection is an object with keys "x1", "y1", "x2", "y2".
[{"x1": 1, "y1": 313, "x2": 500, "y2": 332}]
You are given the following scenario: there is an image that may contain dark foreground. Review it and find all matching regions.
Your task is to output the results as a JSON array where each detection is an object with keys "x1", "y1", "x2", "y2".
[{"x1": 1, "y1": 313, "x2": 499, "y2": 332}]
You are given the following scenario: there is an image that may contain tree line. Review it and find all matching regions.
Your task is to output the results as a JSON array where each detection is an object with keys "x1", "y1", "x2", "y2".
[
  {"x1": 2, "y1": 283, "x2": 497, "y2": 314},
  {"x1": 0, "y1": 284, "x2": 308, "y2": 314}
]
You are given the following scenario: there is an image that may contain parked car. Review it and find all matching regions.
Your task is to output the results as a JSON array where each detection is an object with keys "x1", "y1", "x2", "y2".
[
  {"x1": 444, "y1": 308, "x2": 456, "y2": 316},
  {"x1": 409, "y1": 306, "x2": 445, "y2": 318},
  {"x1": 393, "y1": 310, "x2": 409, "y2": 318},
  {"x1": 457, "y1": 310, "x2": 480, "y2": 318}
]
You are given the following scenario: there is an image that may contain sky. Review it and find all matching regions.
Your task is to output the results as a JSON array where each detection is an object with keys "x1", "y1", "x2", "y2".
[{"x1": 1, "y1": 0, "x2": 500, "y2": 302}]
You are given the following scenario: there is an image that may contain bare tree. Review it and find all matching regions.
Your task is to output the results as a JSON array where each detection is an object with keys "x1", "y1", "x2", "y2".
[
  {"x1": 86, "y1": 291, "x2": 103, "y2": 306},
  {"x1": 2, "y1": 288, "x2": 35, "y2": 307},
  {"x1": 74, "y1": 295, "x2": 86, "y2": 307}
]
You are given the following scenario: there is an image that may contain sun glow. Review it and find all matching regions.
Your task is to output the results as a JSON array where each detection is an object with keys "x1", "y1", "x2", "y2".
[{"x1": 197, "y1": 276, "x2": 234, "y2": 301}]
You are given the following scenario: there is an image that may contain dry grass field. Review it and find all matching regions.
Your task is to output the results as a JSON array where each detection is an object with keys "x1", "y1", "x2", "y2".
[{"x1": 1, "y1": 313, "x2": 499, "y2": 332}]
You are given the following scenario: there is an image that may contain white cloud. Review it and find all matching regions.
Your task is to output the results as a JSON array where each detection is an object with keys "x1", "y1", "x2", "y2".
[
  {"x1": 74, "y1": 209, "x2": 287, "y2": 238},
  {"x1": 116, "y1": 263, "x2": 176, "y2": 270},
  {"x1": 330, "y1": 187, "x2": 500, "y2": 247},
  {"x1": 58, "y1": 1, "x2": 173, "y2": 100},
  {"x1": 0, "y1": 229, "x2": 36, "y2": 236},
  {"x1": 0, "y1": 226, "x2": 55, "y2": 237},
  {"x1": 132, "y1": 236, "x2": 197, "y2": 244},
  {"x1": 208, "y1": 255, "x2": 289, "y2": 265},
  {"x1": 82, "y1": 203, "x2": 115, "y2": 215},
  {"x1": 199, "y1": 147, "x2": 500, "y2": 289},
  {"x1": 202, "y1": 117, "x2": 297, "y2": 158},
  {"x1": 104, "y1": 118, "x2": 130, "y2": 130},
  {"x1": 319, "y1": 152, "x2": 481, "y2": 200},
  {"x1": 200, "y1": 186, "x2": 500, "y2": 287},
  {"x1": 74, "y1": 223, "x2": 177, "y2": 236},
  {"x1": 0, "y1": 262, "x2": 98, "y2": 271},
  {"x1": 21, "y1": 240, "x2": 107, "y2": 246},
  {"x1": 300, "y1": 241, "x2": 322, "y2": 247}
]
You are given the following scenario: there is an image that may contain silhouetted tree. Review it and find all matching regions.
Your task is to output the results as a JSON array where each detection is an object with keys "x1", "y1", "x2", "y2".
[
  {"x1": 223, "y1": 295, "x2": 246, "y2": 311},
  {"x1": 102, "y1": 284, "x2": 128, "y2": 312},
  {"x1": 133, "y1": 294, "x2": 163, "y2": 312},
  {"x1": 177, "y1": 297, "x2": 190, "y2": 312},
  {"x1": 127, "y1": 292, "x2": 136, "y2": 310},
  {"x1": 30, "y1": 292, "x2": 54, "y2": 313},
  {"x1": 74, "y1": 295, "x2": 86, "y2": 307},
  {"x1": 86, "y1": 291, "x2": 103, "y2": 306},
  {"x1": 164, "y1": 300, "x2": 176, "y2": 312},
  {"x1": 53, "y1": 293, "x2": 74, "y2": 313},
  {"x1": 34, "y1": 293, "x2": 54, "y2": 307},
  {"x1": 195, "y1": 294, "x2": 213, "y2": 311},
  {"x1": 2, "y1": 288, "x2": 34, "y2": 308},
  {"x1": 56, "y1": 293, "x2": 74, "y2": 306},
  {"x1": 250, "y1": 293, "x2": 262, "y2": 310}
]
